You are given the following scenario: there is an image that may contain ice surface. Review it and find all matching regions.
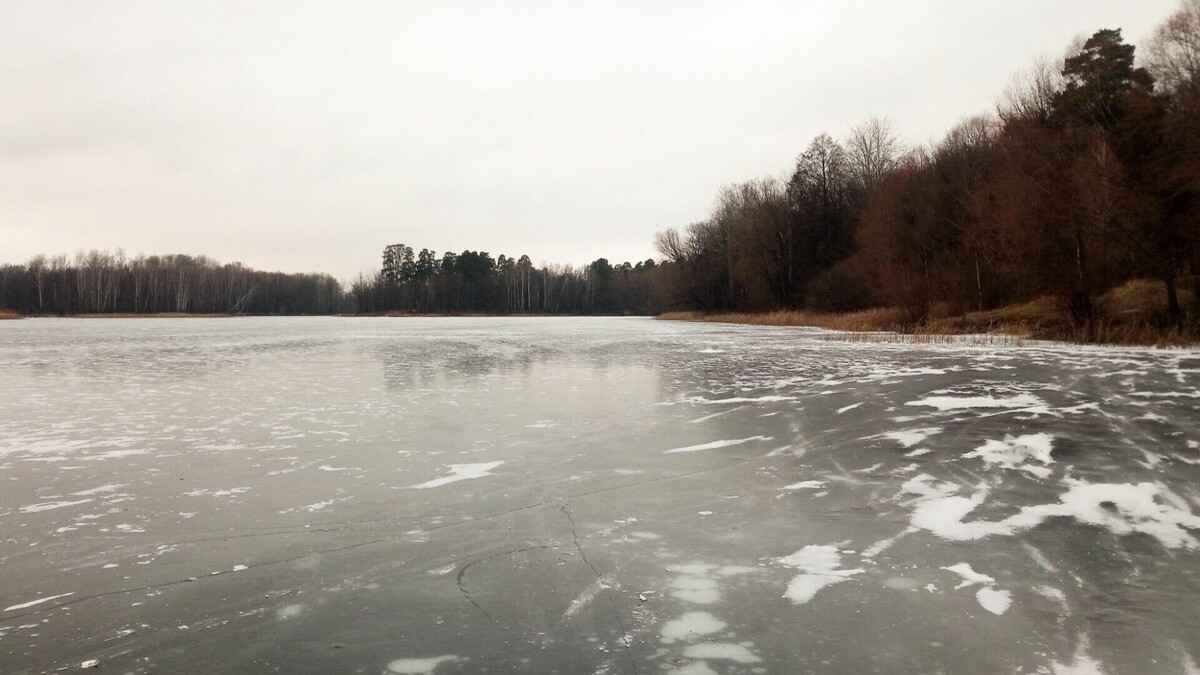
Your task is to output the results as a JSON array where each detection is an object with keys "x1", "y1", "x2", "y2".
[{"x1": 1, "y1": 317, "x2": 1197, "y2": 674}]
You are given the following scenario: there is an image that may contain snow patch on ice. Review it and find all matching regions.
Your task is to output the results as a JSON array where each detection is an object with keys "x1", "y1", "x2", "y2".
[
  {"x1": 904, "y1": 477, "x2": 1200, "y2": 548},
  {"x1": 942, "y1": 563, "x2": 995, "y2": 589},
  {"x1": 884, "y1": 428, "x2": 942, "y2": 448},
  {"x1": 964, "y1": 433, "x2": 1055, "y2": 478},
  {"x1": 4, "y1": 592, "x2": 74, "y2": 612},
  {"x1": 409, "y1": 462, "x2": 503, "y2": 489},
  {"x1": 386, "y1": 655, "x2": 462, "y2": 674},
  {"x1": 781, "y1": 480, "x2": 825, "y2": 490},
  {"x1": 779, "y1": 545, "x2": 864, "y2": 604},
  {"x1": 19, "y1": 499, "x2": 91, "y2": 514},
  {"x1": 976, "y1": 587, "x2": 1012, "y2": 615},
  {"x1": 72, "y1": 483, "x2": 127, "y2": 496},
  {"x1": 906, "y1": 393, "x2": 1047, "y2": 411},
  {"x1": 664, "y1": 436, "x2": 773, "y2": 454}
]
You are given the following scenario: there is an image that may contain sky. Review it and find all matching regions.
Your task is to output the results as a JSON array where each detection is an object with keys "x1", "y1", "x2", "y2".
[{"x1": 0, "y1": 1, "x2": 1183, "y2": 280}]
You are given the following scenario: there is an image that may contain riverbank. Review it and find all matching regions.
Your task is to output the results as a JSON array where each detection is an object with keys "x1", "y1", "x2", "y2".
[
  {"x1": 657, "y1": 281, "x2": 1199, "y2": 347},
  {"x1": 0, "y1": 309, "x2": 24, "y2": 320}
]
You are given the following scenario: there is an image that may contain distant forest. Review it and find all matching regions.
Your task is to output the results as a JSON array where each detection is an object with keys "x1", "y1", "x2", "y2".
[
  {"x1": 654, "y1": 6, "x2": 1200, "y2": 327},
  {"x1": 0, "y1": 252, "x2": 343, "y2": 315},
  {"x1": 350, "y1": 246, "x2": 657, "y2": 315},
  {"x1": 2, "y1": 2, "x2": 1197, "y2": 321}
]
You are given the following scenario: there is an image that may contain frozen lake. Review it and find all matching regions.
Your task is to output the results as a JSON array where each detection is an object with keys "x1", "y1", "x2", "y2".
[{"x1": 1, "y1": 317, "x2": 1199, "y2": 674}]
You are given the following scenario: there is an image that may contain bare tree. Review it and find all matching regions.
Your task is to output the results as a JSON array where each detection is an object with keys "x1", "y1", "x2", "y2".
[
  {"x1": 998, "y1": 57, "x2": 1065, "y2": 124},
  {"x1": 1146, "y1": 0, "x2": 1200, "y2": 96},
  {"x1": 844, "y1": 116, "x2": 905, "y2": 191}
]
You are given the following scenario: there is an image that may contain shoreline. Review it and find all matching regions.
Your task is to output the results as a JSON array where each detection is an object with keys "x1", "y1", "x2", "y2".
[{"x1": 655, "y1": 304, "x2": 1199, "y2": 348}]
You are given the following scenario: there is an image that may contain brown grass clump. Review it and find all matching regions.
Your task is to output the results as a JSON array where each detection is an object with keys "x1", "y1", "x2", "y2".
[{"x1": 0, "y1": 309, "x2": 24, "y2": 320}]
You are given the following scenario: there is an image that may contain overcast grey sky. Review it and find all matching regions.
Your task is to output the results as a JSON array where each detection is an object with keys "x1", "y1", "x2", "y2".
[{"x1": 0, "y1": 1, "x2": 1182, "y2": 279}]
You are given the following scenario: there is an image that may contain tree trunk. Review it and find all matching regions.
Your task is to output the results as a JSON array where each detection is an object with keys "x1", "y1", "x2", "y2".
[{"x1": 1164, "y1": 270, "x2": 1182, "y2": 327}]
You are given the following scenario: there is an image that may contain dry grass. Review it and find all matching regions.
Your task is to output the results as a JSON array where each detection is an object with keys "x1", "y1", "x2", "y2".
[
  {"x1": 0, "y1": 309, "x2": 24, "y2": 320},
  {"x1": 657, "y1": 279, "x2": 1200, "y2": 346},
  {"x1": 656, "y1": 308, "x2": 906, "y2": 332},
  {"x1": 926, "y1": 297, "x2": 1063, "y2": 339}
]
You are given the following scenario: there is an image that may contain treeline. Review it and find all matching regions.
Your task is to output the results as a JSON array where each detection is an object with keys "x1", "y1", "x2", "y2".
[
  {"x1": 655, "y1": 2, "x2": 1200, "y2": 328},
  {"x1": 0, "y1": 251, "x2": 345, "y2": 315},
  {"x1": 351, "y1": 244, "x2": 658, "y2": 314}
]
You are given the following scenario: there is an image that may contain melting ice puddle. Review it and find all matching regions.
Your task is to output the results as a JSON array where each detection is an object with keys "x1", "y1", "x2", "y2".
[
  {"x1": 661, "y1": 611, "x2": 726, "y2": 641},
  {"x1": 664, "y1": 436, "x2": 772, "y2": 454},
  {"x1": 409, "y1": 462, "x2": 504, "y2": 489},
  {"x1": 672, "y1": 664, "x2": 718, "y2": 675},
  {"x1": 386, "y1": 655, "x2": 462, "y2": 674},
  {"x1": 681, "y1": 643, "x2": 761, "y2": 664},
  {"x1": 277, "y1": 604, "x2": 304, "y2": 620},
  {"x1": 670, "y1": 575, "x2": 720, "y2": 604}
]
